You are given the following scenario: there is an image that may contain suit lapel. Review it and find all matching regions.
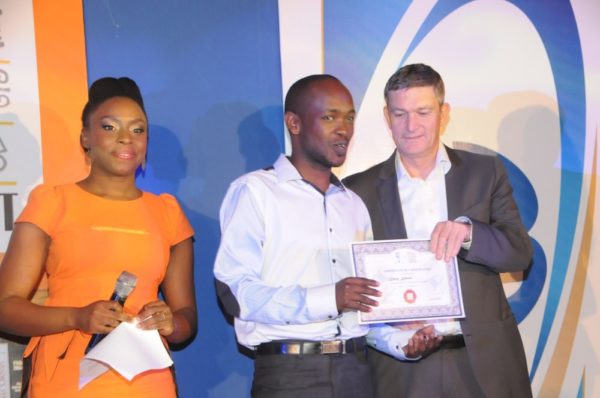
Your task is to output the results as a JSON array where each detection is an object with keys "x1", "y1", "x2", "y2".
[
  {"x1": 445, "y1": 146, "x2": 466, "y2": 220},
  {"x1": 376, "y1": 153, "x2": 407, "y2": 239},
  {"x1": 377, "y1": 147, "x2": 466, "y2": 238}
]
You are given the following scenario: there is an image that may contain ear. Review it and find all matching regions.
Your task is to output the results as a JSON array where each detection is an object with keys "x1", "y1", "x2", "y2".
[
  {"x1": 383, "y1": 105, "x2": 392, "y2": 130},
  {"x1": 80, "y1": 128, "x2": 90, "y2": 151},
  {"x1": 439, "y1": 103, "x2": 451, "y2": 135},
  {"x1": 284, "y1": 111, "x2": 301, "y2": 136}
]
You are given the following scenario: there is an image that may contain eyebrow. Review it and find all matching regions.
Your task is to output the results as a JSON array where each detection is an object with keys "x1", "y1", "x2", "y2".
[
  {"x1": 99, "y1": 115, "x2": 146, "y2": 124},
  {"x1": 390, "y1": 105, "x2": 433, "y2": 112},
  {"x1": 325, "y1": 108, "x2": 356, "y2": 114}
]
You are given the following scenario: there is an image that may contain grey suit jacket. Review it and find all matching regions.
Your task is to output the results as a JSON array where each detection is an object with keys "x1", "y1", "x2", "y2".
[{"x1": 344, "y1": 147, "x2": 533, "y2": 397}]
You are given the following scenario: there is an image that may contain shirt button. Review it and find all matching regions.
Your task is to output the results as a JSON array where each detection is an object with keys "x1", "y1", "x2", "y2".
[
  {"x1": 329, "y1": 228, "x2": 333, "y2": 232},
  {"x1": 332, "y1": 259, "x2": 336, "y2": 264}
]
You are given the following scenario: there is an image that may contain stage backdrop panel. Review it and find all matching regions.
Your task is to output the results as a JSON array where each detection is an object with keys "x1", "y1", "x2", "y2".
[
  {"x1": 82, "y1": 1, "x2": 283, "y2": 397},
  {"x1": 3, "y1": 1, "x2": 599, "y2": 397},
  {"x1": 1, "y1": 1, "x2": 87, "y2": 396}
]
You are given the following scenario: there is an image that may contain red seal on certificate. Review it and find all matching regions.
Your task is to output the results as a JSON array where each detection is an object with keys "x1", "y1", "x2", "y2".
[{"x1": 403, "y1": 289, "x2": 417, "y2": 304}]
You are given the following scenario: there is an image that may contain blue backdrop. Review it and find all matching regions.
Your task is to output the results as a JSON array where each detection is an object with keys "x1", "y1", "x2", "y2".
[{"x1": 83, "y1": 1, "x2": 283, "y2": 396}]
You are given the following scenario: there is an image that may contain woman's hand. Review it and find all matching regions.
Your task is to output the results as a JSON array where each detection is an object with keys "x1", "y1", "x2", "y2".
[
  {"x1": 75, "y1": 300, "x2": 132, "y2": 334},
  {"x1": 136, "y1": 300, "x2": 174, "y2": 336}
]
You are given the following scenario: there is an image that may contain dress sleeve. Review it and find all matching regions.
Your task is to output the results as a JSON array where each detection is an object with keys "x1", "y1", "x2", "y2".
[
  {"x1": 159, "y1": 193, "x2": 194, "y2": 246},
  {"x1": 15, "y1": 184, "x2": 63, "y2": 236}
]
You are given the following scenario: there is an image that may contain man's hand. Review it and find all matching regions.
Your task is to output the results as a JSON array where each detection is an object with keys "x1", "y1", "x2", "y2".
[
  {"x1": 335, "y1": 277, "x2": 380, "y2": 313},
  {"x1": 430, "y1": 220, "x2": 471, "y2": 262},
  {"x1": 402, "y1": 325, "x2": 442, "y2": 358}
]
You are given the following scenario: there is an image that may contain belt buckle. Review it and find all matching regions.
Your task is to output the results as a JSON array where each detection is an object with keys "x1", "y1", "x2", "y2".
[
  {"x1": 282, "y1": 343, "x2": 301, "y2": 355},
  {"x1": 320, "y1": 340, "x2": 344, "y2": 354}
]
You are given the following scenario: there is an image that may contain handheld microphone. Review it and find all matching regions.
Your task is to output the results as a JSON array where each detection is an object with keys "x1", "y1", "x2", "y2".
[{"x1": 85, "y1": 271, "x2": 137, "y2": 354}]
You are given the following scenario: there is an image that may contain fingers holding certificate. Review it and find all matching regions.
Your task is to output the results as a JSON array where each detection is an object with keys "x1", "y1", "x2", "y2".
[
  {"x1": 350, "y1": 239, "x2": 465, "y2": 324},
  {"x1": 335, "y1": 277, "x2": 381, "y2": 313}
]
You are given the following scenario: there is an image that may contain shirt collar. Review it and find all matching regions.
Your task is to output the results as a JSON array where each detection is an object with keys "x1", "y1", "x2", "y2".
[
  {"x1": 395, "y1": 144, "x2": 452, "y2": 180},
  {"x1": 273, "y1": 154, "x2": 345, "y2": 190},
  {"x1": 274, "y1": 154, "x2": 302, "y2": 182}
]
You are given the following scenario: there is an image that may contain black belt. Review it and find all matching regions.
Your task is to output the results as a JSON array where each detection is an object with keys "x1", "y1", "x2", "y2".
[
  {"x1": 439, "y1": 334, "x2": 465, "y2": 349},
  {"x1": 256, "y1": 336, "x2": 366, "y2": 355}
]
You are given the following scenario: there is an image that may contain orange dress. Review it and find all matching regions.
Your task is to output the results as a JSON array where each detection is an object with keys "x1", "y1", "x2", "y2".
[{"x1": 16, "y1": 184, "x2": 194, "y2": 398}]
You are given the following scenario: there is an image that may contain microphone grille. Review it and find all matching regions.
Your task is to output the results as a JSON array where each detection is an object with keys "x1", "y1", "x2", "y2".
[{"x1": 114, "y1": 271, "x2": 137, "y2": 298}]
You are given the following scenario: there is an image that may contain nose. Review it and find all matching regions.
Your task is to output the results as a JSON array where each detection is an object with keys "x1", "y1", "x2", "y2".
[
  {"x1": 337, "y1": 118, "x2": 354, "y2": 139},
  {"x1": 116, "y1": 129, "x2": 132, "y2": 144},
  {"x1": 406, "y1": 113, "x2": 418, "y2": 132}
]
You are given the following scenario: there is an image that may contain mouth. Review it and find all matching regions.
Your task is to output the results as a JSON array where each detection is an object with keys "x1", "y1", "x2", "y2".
[
  {"x1": 115, "y1": 151, "x2": 136, "y2": 160},
  {"x1": 403, "y1": 134, "x2": 423, "y2": 141},
  {"x1": 333, "y1": 142, "x2": 349, "y2": 156}
]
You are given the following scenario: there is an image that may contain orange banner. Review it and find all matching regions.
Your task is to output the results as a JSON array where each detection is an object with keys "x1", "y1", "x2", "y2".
[{"x1": 33, "y1": 0, "x2": 88, "y2": 185}]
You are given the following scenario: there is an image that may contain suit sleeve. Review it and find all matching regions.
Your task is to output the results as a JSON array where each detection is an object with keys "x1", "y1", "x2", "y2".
[
  {"x1": 460, "y1": 156, "x2": 533, "y2": 272},
  {"x1": 213, "y1": 178, "x2": 339, "y2": 325}
]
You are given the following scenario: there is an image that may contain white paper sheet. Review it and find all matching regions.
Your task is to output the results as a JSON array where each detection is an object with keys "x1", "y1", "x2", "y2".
[{"x1": 79, "y1": 321, "x2": 173, "y2": 390}]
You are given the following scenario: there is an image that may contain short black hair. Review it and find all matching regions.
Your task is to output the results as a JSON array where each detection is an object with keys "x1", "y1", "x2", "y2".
[
  {"x1": 384, "y1": 63, "x2": 445, "y2": 105},
  {"x1": 284, "y1": 74, "x2": 342, "y2": 114},
  {"x1": 81, "y1": 77, "x2": 146, "y2": 128}
]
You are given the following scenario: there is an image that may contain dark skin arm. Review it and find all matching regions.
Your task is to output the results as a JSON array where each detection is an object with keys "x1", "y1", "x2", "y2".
[
  {"x1": 335, "y1": 277, "x2": 380, "y2": 313},
  {"x1": 0, "y1": 222, "x2": 130, "y2": 336},
  {"x1": 137, "y1": 238, "x2": 197, "y2": 344}
]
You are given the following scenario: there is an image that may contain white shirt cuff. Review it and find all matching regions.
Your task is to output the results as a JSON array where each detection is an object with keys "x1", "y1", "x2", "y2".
[
  {"x1": 367, "y1": 326, "x2": 420, "y2": 361},
  {"x1": 389, "y1": 328, "x2": 422, "y2": 361},
  {"x1": 305, "y1": 284, "x2": 339, "y2": 321},
  {"x1": 454, "y1": 216, "x2": 473, "y2": 250}
]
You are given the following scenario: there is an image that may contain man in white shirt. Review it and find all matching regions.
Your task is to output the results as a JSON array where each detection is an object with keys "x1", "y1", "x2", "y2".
[
  {"x1": 344, "y1": 64, "x2": 533, "y2": 397},
  {"x1": 214, "y1": 75, "x2": 439, "y2": 398}
]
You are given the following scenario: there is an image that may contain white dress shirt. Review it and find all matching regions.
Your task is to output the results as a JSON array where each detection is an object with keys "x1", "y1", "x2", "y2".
[
  {"x1": 214, "y1": 154, "x2": 372, "y2": 348},
  {"x1": 367, "y1": 145, "x2": 463, "y2": 360}
]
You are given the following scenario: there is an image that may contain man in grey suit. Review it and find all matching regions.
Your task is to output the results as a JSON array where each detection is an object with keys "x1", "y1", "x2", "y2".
[{"x1": 344, "y1": 63, "x2": 533, "y2": 397}]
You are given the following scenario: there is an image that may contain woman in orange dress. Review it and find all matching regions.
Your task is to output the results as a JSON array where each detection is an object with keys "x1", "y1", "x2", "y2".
[{"x1": 0, "y1": 77, "x2": 196, "y2": 397}]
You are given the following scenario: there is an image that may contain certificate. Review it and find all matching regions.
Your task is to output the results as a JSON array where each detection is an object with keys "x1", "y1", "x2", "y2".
[{"x1": 351, "y1": 239, "x2": 465, "y2": 324}]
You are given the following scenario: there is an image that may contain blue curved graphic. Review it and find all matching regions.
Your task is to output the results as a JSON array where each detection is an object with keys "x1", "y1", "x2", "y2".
[
  {"x1": 508, "y1": 0, "x2": 585, "y2": 379},
  {"x1": 510, "y1": 239, "x2": 547, "y2": 323},
  {"x1": 400, "y1": 0, "x2": 469, "y2": 67},
  {"x1": 325, "y1": 1, "x2": 412, "y2": 108},
  {"x1": 497, "y1": 154, "x2": 547, "y2": 323},
  {"x1": 577, "y1": 371, "x2": 585, "y2": 398},
  {"x1": 326, "y1": 0, "x2": 586, "y2": 382},
  {"x1": 403, "y1": 0, "x2": 586, "y2": 379}
]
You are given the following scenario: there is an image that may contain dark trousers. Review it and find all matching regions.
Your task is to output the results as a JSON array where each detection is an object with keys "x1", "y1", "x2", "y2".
[
  {"x1": 252, "y1": 350, "x2": 373, "y2": 398},
  {"x1": 368, "y1": 346, "x2": 485, "y2": 398}
]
